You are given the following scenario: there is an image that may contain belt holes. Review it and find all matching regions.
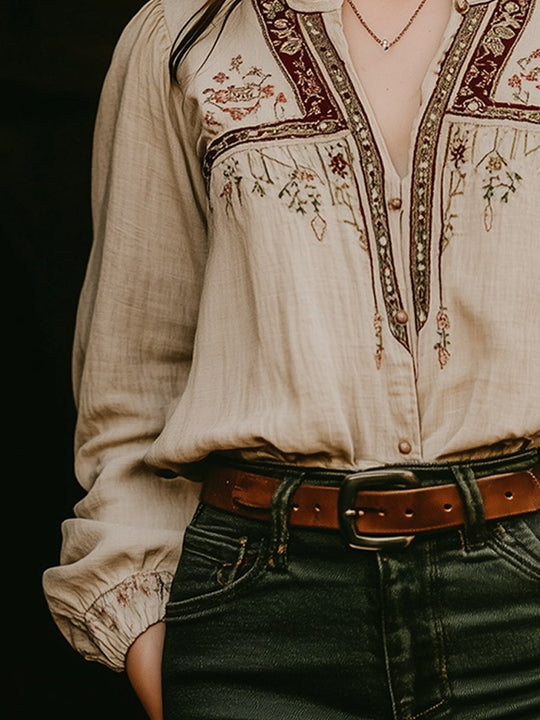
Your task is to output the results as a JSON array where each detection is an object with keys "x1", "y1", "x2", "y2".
[
  {"x1": 314, "y1": 503, "x2": 321, "y2": 513},
  {"x1": 443, "y1": 503, "x2": 452, "y2": 512},
  {"x1": 292, "y1": 503, "x2": 299, "y2": 511},
  {"x1": 405, "y1": 508, "x2": 414, "y2": 517},
  {"x1": 378, "y1": 510, "x2": 386, "y2": 517},
  {"x1": 505, "y1": 490, "x2": 513, "y2": 500}
]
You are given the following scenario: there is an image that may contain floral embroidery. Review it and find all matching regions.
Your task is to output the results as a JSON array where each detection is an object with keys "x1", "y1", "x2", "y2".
[
  {"x1": 216, "y1": 139, "x2": 385, "y2": 363},
  {"x1": 317, "y1": 142, "x2": 367, "y2": 247},
  {"x1": 373, "y1": 311, "x2": 384, "y2": 370},
  {"x1": 256, "y1": 0, "x2": 337, "y2": 119},
  {"x1": 328, "y1": 151, "x2": 349, "y2": 178},
  {"x1": 278, "y1": 166, "x2": 324, "y2": 230},
  {"x1": 229, "y1": 55, "x2": 242, "y2": 71},
  {"x1": 262, "y1": 0, "x2": 284, "y2": 20},
  {"x1": 434, "y1": 307, "x2": 451, "y2": 370},
  {"x1": 507, "y1": 48, "x2": 540, "y2": 105},
  {"x1": 481, "y1": 1, "x2": 523, "y2": 57},
  {"x1": 435, "y1": 127, "x2": 473, "y2": 368},
  {"x1": 453, "y1": 0, "x2": 540, "y2": 121},
  {"x1": 219, "y1": 159, "x2": 243, "y2": 213},
  {"x1": 231, "y1": 147, "x2": 328, "y2": 240},
  {"x1": 476, "y1": 136, "x2": 522, "y2": 231},
  {"x1": 203, "y1": 55, "x2": 286, "y2": 122},
  {"x1": 442, "y1": 127, "x2": 470, "y2": 253},
  {"x1": 203, "y1": 111, "x2": 224, "y2": 133},
  {"x1": 202, "y1": 0, "x2": 345, "y2": 183}
]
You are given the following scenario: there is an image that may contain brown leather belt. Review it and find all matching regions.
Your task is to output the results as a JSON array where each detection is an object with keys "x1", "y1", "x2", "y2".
[{"x1": 201, "y1": 463, "x2": 540, "y2": 549}]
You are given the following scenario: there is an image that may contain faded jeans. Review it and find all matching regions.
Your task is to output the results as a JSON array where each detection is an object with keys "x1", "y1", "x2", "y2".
[{"x1": 162, "y1": 449, "x2": 540, "y2": 719}]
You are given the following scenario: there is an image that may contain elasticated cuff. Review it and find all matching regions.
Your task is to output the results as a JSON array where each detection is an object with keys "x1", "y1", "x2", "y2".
[{"x1": 84, "y1": 570, "x2": 173, "y2": 671}]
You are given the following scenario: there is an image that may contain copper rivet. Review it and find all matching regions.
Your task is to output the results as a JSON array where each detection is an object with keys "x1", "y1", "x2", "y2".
[{"x1": 389, "y1": 197, "x2": 402, "y2": 210}]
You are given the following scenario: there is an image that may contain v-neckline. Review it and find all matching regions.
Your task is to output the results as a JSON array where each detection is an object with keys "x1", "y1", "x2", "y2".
[{"x1": 319, "y1": 0, "x2": 463, "y2": 183}]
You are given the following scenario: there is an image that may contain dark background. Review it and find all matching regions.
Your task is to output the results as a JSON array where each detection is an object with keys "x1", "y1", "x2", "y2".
[{"x1": 4, "y1": 1, "x2": 149, "y2": 717}]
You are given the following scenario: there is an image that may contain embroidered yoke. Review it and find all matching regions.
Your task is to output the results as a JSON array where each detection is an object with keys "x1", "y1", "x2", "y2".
[{"x1": 43, "y1": 0, "x2": 540, "y2": 671}]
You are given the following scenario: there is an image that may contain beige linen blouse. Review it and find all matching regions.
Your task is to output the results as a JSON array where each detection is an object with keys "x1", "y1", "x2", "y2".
[{"x1": 43, "y1": 0, "x2": 540, "y2": 671}]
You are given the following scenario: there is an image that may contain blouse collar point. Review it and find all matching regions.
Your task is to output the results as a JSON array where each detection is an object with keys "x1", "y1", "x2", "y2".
[{"x1": 285, "y1": 0, "x2": 343, "y2": 13}]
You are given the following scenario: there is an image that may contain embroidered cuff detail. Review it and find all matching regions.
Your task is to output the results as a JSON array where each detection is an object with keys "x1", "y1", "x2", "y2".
[{"x1": 84, "y1": 570, "x2": 173, "y2": 671}]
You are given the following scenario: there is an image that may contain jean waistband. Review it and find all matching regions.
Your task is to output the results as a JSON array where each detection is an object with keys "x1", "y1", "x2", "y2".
[{"x1": 208, "y1": 447, "x2": 540, "y2": 488}]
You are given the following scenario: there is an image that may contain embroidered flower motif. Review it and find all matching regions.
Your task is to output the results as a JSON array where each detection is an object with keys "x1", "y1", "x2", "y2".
[
  {"x1": 204, "y1": 56, "x2": 286, "y2": 122},
  {"x1": 230, "y1": 55, "x2": 243, "y2": 72},
  {"x1": 480, "y1": 151, "x2": 522, "y2": 232},
  {"x1": 272, "y1": 15, "x2": 303, "y2": 55},
  {"x1": 449, "y1": 138, "x2": 467, "y2": 168},
  {"x1": 486, "y1": 154, "x2": 503, "y2": 172},
  {"x1": 213, "y1": 72, "x2": 229, "y2": 84},
  {"x1": 434, "y1": 307, "x2": 451, "y2": 369},
  {"x1": 482, "y1": 2, "x2": 521, "y2": 57},
  {"x1": 319, "y1": 143, "x2": 366, "y2": 244},
  {"x1": 219, "y1": 159, "x2": 243, "y2": 214},
  {"x1": 329, "y1": 152, "x2": 349, "y2": 178},
  {"x1": 262, "y1": 0, "x2": 284, "y2": 19},
  {"x1": 203, "y1": 111, "x2": 223, "y2": 130},
  {"x1": 373, "y1": 311, "x2": 384, "y2": 369},
  {"x1": 441, "y1": 127, "x2": 469, "y2": 254},
  {"x1": 507, "y1": 48, "x2": 540, "y2": 105}
]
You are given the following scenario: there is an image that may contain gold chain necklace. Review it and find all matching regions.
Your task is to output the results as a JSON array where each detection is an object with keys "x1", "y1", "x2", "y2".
[{"x1": 345, "y1": 0, "x2": 430, "y2": 51}]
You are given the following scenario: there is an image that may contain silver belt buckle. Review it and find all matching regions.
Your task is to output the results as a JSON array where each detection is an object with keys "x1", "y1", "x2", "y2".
[{"x1": 338, "y1": 469, "x2": 420, "y2": 550}]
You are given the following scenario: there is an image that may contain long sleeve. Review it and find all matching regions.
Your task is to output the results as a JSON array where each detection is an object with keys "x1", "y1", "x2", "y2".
[
  {"x1": 42, "y1": 0, "x2": 207, "y2": 671},
  {"x1": 43, "y1": 0, "x2": 540, "y2": 671}
]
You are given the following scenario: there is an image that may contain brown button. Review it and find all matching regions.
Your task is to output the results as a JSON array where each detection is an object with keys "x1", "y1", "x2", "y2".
[
  {"x1": 395, "y1": 309, "x2": 409, "y2": 324},
  {"x1": 388, "y1": 197, "x2": 402, "y2": 211},
  {"x1": 398, "y1": 440, "x2": 412, "y2": 455}
]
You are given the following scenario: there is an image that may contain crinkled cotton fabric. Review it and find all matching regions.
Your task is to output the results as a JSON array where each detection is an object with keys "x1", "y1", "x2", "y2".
[{"x1": 43, "y1": 0, "x2": 540, "y2": 670}]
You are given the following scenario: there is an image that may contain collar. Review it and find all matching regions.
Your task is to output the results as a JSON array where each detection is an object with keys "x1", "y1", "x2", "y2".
[
  {"x1": 285, "y1": 0, "x2": 497, "y2": 13},
  {"x1": 285, "y1": 0, "x2": 342, "y2": 11}
]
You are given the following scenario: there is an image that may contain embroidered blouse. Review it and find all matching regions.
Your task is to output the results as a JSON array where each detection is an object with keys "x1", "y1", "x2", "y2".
[{"x1": 43, "y1": 0, "x2": 540, "y2": 671}]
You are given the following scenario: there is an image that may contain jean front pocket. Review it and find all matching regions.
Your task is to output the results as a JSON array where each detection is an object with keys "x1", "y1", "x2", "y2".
[
  {"x1": 487, "y1": 510, "x2": 540, "y2": 581},
  {"x1": 166, "y1": 511, "x2": 269, "y2": 620}
]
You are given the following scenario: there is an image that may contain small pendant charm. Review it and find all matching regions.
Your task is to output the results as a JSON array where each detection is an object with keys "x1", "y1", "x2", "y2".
[{"x1": 381, "y1": 39, "x2": 390, "y2": 51}]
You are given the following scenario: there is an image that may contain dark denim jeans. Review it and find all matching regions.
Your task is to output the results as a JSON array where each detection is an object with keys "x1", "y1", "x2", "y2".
[{"x1": 162, "y1": 450, "x2": 540, "y2": 720}]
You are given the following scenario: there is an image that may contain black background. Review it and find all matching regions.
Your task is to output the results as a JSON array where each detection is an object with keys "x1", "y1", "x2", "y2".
[{"x1": 4, "y1": 1, "x2": 149, "y2": 717}]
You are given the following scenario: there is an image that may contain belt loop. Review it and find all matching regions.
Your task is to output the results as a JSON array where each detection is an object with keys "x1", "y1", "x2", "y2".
[
  {"x1": 268, "y1": 469, "x2": 307, "y2": 571},
  {"x1": 451, "y1": 464, "x2": 487, "y2": 549}
]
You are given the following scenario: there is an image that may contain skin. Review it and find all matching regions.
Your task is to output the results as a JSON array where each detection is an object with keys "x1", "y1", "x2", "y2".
[
  {"x1": 342, "y1": 0, "x2": 452, "y2": 178},
  {"x1": 126, "y1": 622, "x2": 166, "y2": 720},
  {"x1": 124, "y1": 1, "x2": 454, "y2": 717}
]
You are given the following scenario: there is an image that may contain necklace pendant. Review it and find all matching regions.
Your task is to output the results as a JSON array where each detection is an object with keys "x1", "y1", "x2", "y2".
[{"x1": 381, "y1": 39, "x2": 390, "y2": 51}]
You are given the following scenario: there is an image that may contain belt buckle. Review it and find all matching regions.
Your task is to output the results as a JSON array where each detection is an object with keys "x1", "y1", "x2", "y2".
[{"x1": 338, "y1": 469, "x2": 420, "y2": 550}]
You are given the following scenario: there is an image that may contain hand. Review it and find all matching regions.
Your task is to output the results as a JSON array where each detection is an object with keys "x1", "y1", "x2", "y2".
[{"x1": 126, "y1": 621, "x2": 166, "y2": 720}]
